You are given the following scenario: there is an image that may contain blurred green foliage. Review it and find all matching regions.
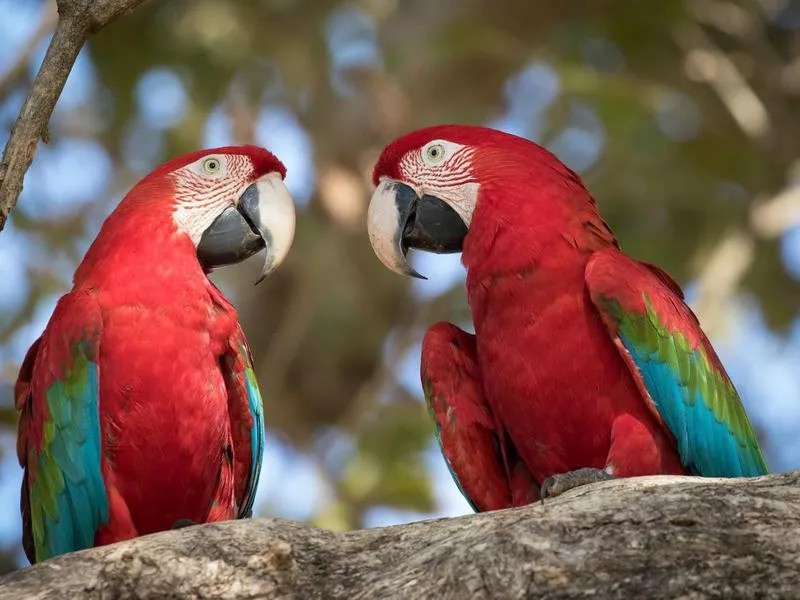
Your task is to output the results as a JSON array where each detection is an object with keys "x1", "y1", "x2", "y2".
[{"x1": 2, "y1": 0, "x2": 800, "y2": 572}]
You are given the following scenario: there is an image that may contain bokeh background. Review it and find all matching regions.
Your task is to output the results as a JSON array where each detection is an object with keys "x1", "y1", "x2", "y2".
[{"x1": 1, "y1": 0, "x2": 800, "y2": 572}]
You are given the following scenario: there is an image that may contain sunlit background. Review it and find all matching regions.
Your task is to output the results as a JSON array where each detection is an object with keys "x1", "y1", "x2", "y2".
[{"x1": 2, "y1": 0, "x2": 800, "y2": 572}]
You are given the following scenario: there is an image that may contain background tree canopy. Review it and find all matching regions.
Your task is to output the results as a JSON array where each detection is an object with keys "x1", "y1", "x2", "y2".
[{"x1": 1, "y1": 0, "x2": 799, "y2": 573}]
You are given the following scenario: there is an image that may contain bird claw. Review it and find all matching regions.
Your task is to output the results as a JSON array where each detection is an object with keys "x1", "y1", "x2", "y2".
[
  {"x1": 171, "y1": 518, "x2": 196, "y2": 530},
  {"x1": 540, "y1": 468, "x2": 615, "y2": 502}
]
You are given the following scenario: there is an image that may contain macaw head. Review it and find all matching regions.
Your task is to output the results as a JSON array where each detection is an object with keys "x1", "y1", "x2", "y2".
[
  {"x1": 367, "y1": 125, "x2": 592, "y2": 278},
  {"x1": 117, "y1": 145, "x2": 295, "y2": 283}
]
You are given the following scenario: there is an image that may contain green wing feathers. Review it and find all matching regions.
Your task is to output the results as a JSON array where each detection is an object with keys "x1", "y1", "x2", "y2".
[
  {"x1": 16, "y1": 293, "x2": 109, "y2": 563},
  {"x1": 222, "y1": 327, "x2": 265, "y2": 519},
  {"x1": 586, "y1": 249, "x2": 768, "y2": 478}
]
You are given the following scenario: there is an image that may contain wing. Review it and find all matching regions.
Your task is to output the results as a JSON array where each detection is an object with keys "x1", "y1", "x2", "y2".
[
  {"x1": 16, "y1": 291, "x2": 109, "y2": 563},
  {"x1": 421, "y1": 322, "x2": 539, "y2": 512},
  {"x1": 586, "y1": 248, "x2": 768, "y2": 477},
  {"x1": 221, "y1": 324, "x2": 265, "y2": 519}
]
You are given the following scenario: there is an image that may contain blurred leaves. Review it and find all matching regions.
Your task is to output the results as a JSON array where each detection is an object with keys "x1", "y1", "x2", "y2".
[
  {"x1": 3, "y1": 0, "x2": 800, "y2": 572},
  {"x1": 0, "y1": 408, "x2": 16, "y2": 429},
  {"x1": 347, "y1": 400, "x2": 435, "y2": 509}
]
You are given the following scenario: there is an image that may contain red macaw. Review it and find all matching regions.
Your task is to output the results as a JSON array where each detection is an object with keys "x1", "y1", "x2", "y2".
[
  {"x1": 367, "y1": 125, "x2": 768, "y2": 511},
  {"x1": 15, "y1": 146, "x2": 296, "y2": 562}
]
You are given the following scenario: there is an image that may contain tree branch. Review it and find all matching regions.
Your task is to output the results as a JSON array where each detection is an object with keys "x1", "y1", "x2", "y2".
[
  {"x1": 671, "y1": 14, "x2": 796, "y2": 337},
  {"x1": 673, "y1": 21, "x2": 771, "y2": 143},
  {"x1": 1, "y1": 473, "x2": 797, "y2": 598},
  {"x1": 0, "y1": 0, "x2": 148, "y2": 231}
]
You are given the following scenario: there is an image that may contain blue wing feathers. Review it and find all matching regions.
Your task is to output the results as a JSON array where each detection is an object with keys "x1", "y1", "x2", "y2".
[
  {"x1": 620, "y1": 333, "x2": 764, "y2": 477},
  {"x1": 37, "y1": 353, "x2": 108, "y2": 560},
  {"x1": 587, "y1": 251, "x2": 767, "y2": 480},
  {"x1": 241, "y1": 368, "x2": 264, "y2": 518}
]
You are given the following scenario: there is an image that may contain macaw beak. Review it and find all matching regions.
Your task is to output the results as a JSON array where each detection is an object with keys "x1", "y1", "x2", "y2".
[
  {"x1": 197, "y1": 172, "x2": 296, "y2": 284},
  {"x1": 367, "y1": 178, "x2": 468, "y2": 279}
]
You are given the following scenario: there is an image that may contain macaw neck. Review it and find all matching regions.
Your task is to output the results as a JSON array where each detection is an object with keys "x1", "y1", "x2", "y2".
[
  {"x1": 73, "y1": 200, "x2": 209, "y2": 305},
  {"x1": 461, "y1": 180, "x2": 618, "y2": 326}
]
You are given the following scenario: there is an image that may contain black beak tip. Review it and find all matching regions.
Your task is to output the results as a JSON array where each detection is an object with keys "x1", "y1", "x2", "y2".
[{"x1": 400, "y1": 240, "x2": 427, "y2": 280}]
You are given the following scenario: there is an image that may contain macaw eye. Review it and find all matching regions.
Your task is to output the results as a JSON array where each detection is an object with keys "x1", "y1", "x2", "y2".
[
  {"x1": 202, "y1": 157, "x2": 222, "y2": 174},
  {"x1": 423, "y1": 143, "x2": 446, "y2": 165}
]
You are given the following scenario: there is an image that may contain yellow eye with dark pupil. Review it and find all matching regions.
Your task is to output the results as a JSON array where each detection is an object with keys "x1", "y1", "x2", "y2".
[{"x1": 202, "y1": 158, "x2": 220, "y2": 173}]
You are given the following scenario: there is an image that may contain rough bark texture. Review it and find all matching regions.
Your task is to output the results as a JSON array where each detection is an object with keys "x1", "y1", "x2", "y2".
[{"x1": 1, "y1": 472, "x2": 799, "y2": 599}]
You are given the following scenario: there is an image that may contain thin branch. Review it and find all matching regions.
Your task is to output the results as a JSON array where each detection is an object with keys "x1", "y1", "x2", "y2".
[
  {"x1": 259, "y1": 278, "x2": 317, "y2": 398},
  {"x1": 670, "y1": 15, "x2": 786, "y2": 335},
  {"x1": 672, "y1": 22, "x2": 771, "y2": 142},
  {"x1": 750, "y1": 185, "x2": 800, "y2": 239},
  {"x1": 0, "y1": 0, "x2": 149, "y2": 232},
  {"x1": 225, "y1": 78, "x2": 259, "y2": 146},
  {"x1": 690, "y1": 229, "x2": 755, "y2": 336},
  {"x1": 689, "y1": 180, "x2": 800, "y2": 337}
]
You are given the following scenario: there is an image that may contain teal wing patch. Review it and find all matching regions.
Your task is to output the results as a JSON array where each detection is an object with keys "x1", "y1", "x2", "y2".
[
  {"x1": 17, "y1": 292, "x2": 109, "y2": 563},
  {"x1": 586, "y1": 250, "x2": 768, "y2": 478},
  {"x1": 223, "y1": 327, "x2": 265, "y2": 519},
  {"x1": 239, "y1": 356, "x2": 264, "y2": 518}
]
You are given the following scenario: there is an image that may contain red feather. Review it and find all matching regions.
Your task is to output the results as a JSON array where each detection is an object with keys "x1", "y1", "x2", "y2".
[
  {"x1": 460, "y1": 148, "x2": 686, "y2": 485},
  {"x1": 378, "y1": 126, "x2": 689, "y2": 510},
  {"x1": 18, "y1": 148, "x2": 269, "y2": 556},
  {"x1": 147, "y1": 145, "x2": 285, "y2": 182},
  {"x1": 421, "y1": 323, "x2": 539, "y2": 510}
]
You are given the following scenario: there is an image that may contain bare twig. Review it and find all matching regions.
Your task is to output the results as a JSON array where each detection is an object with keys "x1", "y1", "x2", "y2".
[
  {"x1": 673, "y1": 22, "x2": 771, "y2": 142},
  {"x1": 750, "y1": 185, "x2": 800, "y2": 239},
  {"x1": 0, "y1": 0, "x2": 149, "y2": 232},
  {"x1": 689, "y1": 181, "x2": 800, "y2": 337},
  {"x1": 225, "y1": 79, "x2": 259, "y2": 146},
  {"x1": 670, "y1": 15, "x2": 794, "y2": 336},
  {"x1": 690, "y1": 230, "x2": 755, "y2": 336},
  {"x1": 259, "y1": 278, "x2": 317, "y2": 396}
]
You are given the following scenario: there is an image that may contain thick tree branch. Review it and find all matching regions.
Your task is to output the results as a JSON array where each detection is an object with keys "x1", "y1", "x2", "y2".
[
  {"x1": 1, "y1": 473, "x2": 797, "y2": 598},
  {"x1": 0, "y1": 0, "x2": 148, "y2": 231}
]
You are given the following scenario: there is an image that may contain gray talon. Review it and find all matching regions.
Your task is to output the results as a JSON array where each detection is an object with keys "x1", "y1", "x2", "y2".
[
  {"x1": 541, "y1": 467, "x2": 615, "y2": 502},
  {"x1": 172, "y1": 518, "x2": 196, "y2": 530}
]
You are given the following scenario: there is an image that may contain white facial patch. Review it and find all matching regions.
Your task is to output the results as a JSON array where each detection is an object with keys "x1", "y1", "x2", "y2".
[
  {"x1": 427, "y1": 181, "x2": 479, "y2": 227},
  {"x1": 398, "y1": 139, "x2": 479, "y2": 227},
  {"x1": 171, "y1": 154, "x2": 251, "y2": 245},
  {"x1": 172, "y1": 202, "x2": 227, "y2": 245}
]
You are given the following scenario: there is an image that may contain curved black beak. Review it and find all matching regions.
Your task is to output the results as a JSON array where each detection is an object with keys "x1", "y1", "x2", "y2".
[
  {"x1": 197, "y1": 173, "x2": 296, "y2": 284},
  {"x1": 367, "y1": 179, "x2": 467, "y2": 279}
]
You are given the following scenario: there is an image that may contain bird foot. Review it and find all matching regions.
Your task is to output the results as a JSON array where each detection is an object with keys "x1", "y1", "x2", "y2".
[
  {"x1": 540, "y1": 468, "x2": 615, "y2": 501},
  {"x1": 171, "y1": 518, "x2": 196, "y2": 530}
]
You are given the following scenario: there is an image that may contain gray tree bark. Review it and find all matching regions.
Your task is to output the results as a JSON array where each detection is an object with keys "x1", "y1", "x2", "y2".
[{"x1": 1, "y1": 473, "x2": 798, "y2": 599}]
